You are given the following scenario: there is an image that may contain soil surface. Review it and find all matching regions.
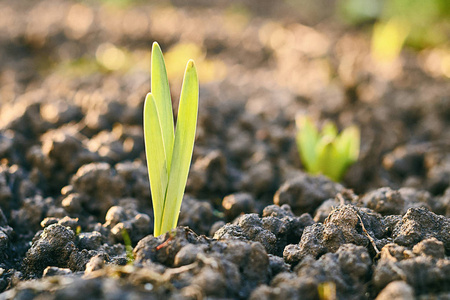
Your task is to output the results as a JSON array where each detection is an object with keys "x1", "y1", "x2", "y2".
[{"x1": 0, "y1": 0, "x2": 449, "y2": 299}]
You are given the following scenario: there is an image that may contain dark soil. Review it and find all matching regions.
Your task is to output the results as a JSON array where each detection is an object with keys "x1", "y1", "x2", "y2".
[{"x1": 0, "y1": 0, "x2": 449, "y2": 299}]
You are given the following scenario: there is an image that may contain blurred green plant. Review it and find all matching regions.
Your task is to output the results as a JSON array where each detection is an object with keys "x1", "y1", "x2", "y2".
[
  {"x1": 340, "y1": 0, "x2": 450, "y2": 60},
  {"x1": 96, "y1": 0, "x2": 143, "y2": 8},
  {"x1": 318, "y1": 281, "x2": 337, "y2": 300},
  {"x1": 144, "y1": 42, "x2": 199, "y2": 237},
  {"x1": 371, "y1": 17, "x2": 410, "y2": 62},
  {"x1": 121, "y1": 229, "x2": 134, "y2": 264},
  {"x1": 296, "y1": 115, "x2": 360, "y2": 182}
]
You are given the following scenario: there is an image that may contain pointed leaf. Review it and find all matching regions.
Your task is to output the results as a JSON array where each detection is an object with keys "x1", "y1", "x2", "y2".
[
  {"x1": 296, "y1": 115, "x2": 319, "y2": 173},
  {"x1": 143, "y1": 93, "x2": 169, "y2": 237},
  {"x1": 151, "y1": 42, "x2": 175, "y2": 171},
  {"x1": 322, "y1": 121, "x2": 338, "y2": 138},
  {"x1": 316, "y1": 137, "x2": 343, "y2": 181},
  {"x1": 338, "y1": 125, "x2": 360, "y2": 164},
  {"x1": 160, "y1": 60, "x2": 198, "y2": 233}
]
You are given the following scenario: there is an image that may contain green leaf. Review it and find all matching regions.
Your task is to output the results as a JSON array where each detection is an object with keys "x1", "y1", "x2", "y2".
[
  {"x1": 321, "y1": 121, "x2": 338, "y2": 138},
  {"x1": 295, "y1": 115, "x2": 360, "y2": 182},
  {"x1": 159, "y1": 60, "x2": 199, "y2": 234},
  {"x1": 296, "y1": 115, "x2": 320, "y2": 174},
  {"x1": 151, "y1": 42, "x2": 175, "y2": 172},
  {"x1": 316, "y1": 136, "x2": 343, "y2": 181},
  {"x1": 143, "y1": 93, "x2": 169, "y2": 237},
  {"x1": 338, "y1": 125, "x2": 360, "y2": 164}
]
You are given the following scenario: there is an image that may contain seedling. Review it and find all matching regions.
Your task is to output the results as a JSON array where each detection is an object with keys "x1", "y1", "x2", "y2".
[
  {"x1": 295, "y1": 115, "x2": 360, "y2": 182},
  {"x1": 121, "y1": 229, "x2": 134, "y2": 264},
  {"x1": 144, "y1": 42, "x2": 198, "y2": 237}
]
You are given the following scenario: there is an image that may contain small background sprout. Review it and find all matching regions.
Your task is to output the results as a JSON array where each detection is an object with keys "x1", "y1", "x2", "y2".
[
  {"x1": 296, "y1": 115, "x2": 360, "y2": 182},
  {"x1": 144, "y1": 42, "x2": 199, "y2": 237}
]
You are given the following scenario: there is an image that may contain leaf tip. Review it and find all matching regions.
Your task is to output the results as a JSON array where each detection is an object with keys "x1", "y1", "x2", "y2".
[
  {"x1": 187, "y1": 59, "x2": 195, "y2": 69},
  {"x1": 144, "y1": 92, "x2": 153, "y2": 103},
  {"x1": 151, "y1": 42, "x2": 163, "y2": 62},
  {"x1": 152, "y1": 41, "x2": 161, "y2": 50}
]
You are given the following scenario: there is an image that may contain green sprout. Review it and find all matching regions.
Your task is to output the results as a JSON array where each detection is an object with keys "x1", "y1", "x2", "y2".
[
  {"x1": 295, "y1": 115, "x2": 360, "y2": 182},
  {"x1": 121, "y1": 229, "x2": 134, "y2": 264},
  {"x1": 144, "y1": 42, "x2": 199, "y2": 237}
]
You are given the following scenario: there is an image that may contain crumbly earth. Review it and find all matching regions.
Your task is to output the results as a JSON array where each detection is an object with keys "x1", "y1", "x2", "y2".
[{"x1": 0, "y1": 0, "x2": 449, "y2": 299}]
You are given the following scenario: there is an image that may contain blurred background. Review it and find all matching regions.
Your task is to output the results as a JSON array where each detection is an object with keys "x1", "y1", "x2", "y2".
[
  {"x1": 0, "y1": 0, "x2": 449, "y2": 197},
  {"x1": 1, "y1": 0, "x2": 449, "y2": 99}
]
